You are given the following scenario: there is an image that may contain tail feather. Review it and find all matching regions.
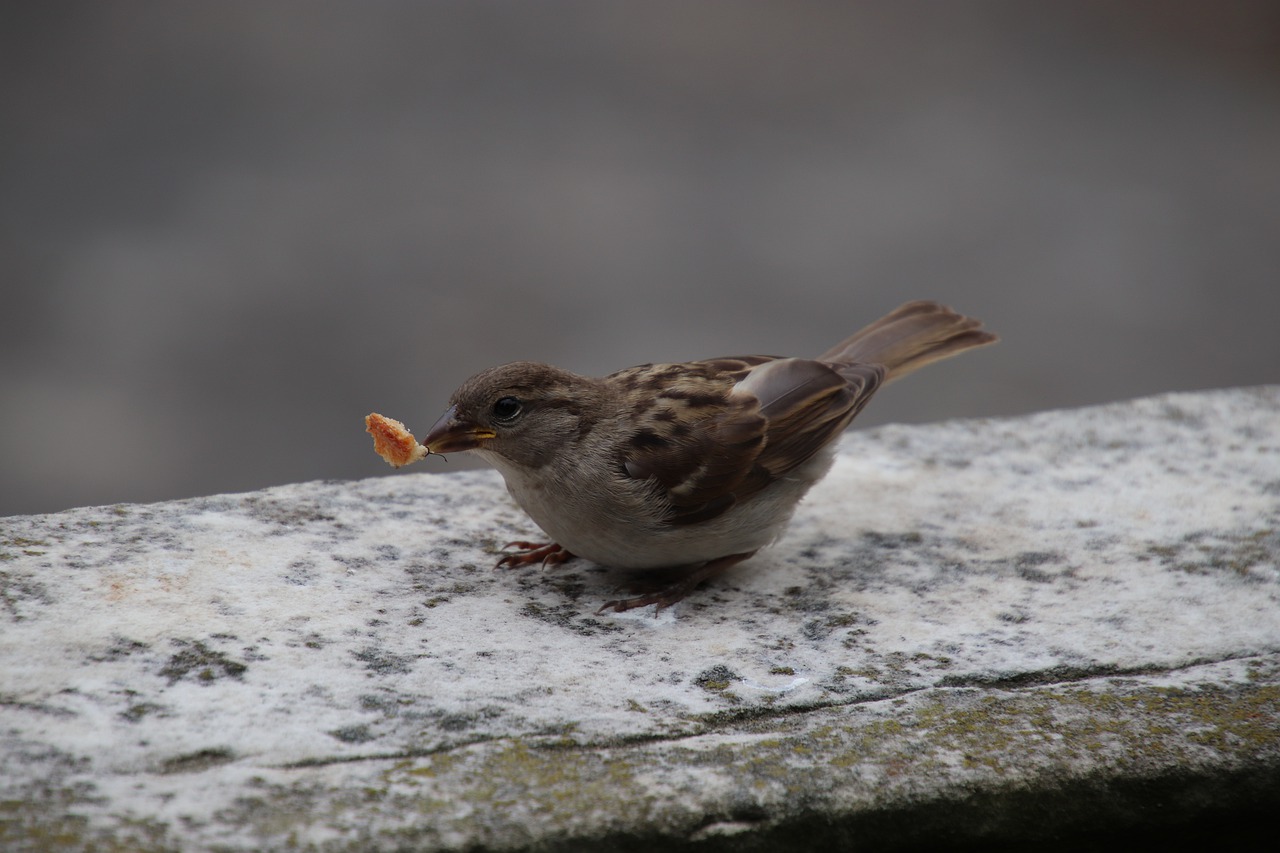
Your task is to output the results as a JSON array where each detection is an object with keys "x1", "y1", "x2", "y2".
[{"x1": 819, "y1": 300, "x2": 997, "y2": 383}]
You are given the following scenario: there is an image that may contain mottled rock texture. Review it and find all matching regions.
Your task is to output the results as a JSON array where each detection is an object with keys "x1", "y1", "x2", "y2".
[{"x1": 2, "y1": 387, "x2": 1278, "y2": 851}]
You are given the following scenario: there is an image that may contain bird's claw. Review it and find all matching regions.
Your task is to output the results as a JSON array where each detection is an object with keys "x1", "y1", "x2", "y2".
[{"x1": 496, "y1": 541, "x2": 574, "y2": 568}]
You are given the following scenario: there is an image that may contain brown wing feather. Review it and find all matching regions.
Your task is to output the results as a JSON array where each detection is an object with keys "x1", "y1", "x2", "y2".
[
  {"x1": 612, "y1": 302, "x2": 993, "y2": 529},
  {"x1": 741, "y1": 359, "x2": 884, "y2": 479},
  {"x1": 818, "y1": 300, "x2": 997, "y2": 383},
  {"x1": 617, "y1": 356, "x2": 883, "y2": 527},
  {"x1": 616, "y1": 359, "x2": 770, "y2": 525}
]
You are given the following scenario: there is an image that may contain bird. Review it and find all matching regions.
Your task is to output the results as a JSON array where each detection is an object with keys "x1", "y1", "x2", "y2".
[{"x1": 419, "y1": 301, "x2": 996, "y2": 613}]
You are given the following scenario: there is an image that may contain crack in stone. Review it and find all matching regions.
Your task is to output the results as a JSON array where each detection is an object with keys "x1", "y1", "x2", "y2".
[
  {"x1": 272, "y1": 652, "x2": 1277, "y2": 771},
  {"x1": 936, "y1": 650, "x2": 1278, "y2": 690},
  {"x1": 275, "y1": 734, "x2": 502, "y2": 770}
]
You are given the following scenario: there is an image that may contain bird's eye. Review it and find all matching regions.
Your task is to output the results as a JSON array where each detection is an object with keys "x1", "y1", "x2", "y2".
[{"x1": 491, "y1": 396, "x2": 523, "y2": 423}]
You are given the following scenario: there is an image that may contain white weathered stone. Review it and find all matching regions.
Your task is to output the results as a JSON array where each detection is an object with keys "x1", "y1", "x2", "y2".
[{"x1": 2, "y1": 387, "x2": 1278, "y2": 850}]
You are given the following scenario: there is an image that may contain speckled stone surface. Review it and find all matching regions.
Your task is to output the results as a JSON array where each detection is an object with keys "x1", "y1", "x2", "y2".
[{"x1": 3, "y1": 387, "x2": 1278, "y2": 851}]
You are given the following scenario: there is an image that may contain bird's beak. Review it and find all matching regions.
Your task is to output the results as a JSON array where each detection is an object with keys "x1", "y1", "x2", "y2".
[{"x1": 421, "y1": 406, "x2": 496, "y2": 454}]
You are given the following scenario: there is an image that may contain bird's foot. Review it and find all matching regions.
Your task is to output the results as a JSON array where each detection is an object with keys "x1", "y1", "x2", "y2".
[
  {"x1": 596, "y1": 551, "x2": 757, "y2": 615},
  {"x1": 496, "y1": 541, "x2": 575, "y2": 568}
]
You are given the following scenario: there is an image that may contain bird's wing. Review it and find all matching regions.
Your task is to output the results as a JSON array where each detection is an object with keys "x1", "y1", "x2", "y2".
[
  {"x1": 740, "y1": 357, "x2": 884, "y2": 480},
  {"x1": 613, "y1": 356, "x2": 883, "y2": 526}
]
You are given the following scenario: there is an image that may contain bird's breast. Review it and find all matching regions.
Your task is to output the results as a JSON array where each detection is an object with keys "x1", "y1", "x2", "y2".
[{"x1": 478, "y1": 449, "x2": 828, "y2": 570}]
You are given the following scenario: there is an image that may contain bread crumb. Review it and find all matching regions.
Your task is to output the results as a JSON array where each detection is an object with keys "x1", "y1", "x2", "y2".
[{"x1": 365, "y1": 413, "x2": 429, "y2": 468}]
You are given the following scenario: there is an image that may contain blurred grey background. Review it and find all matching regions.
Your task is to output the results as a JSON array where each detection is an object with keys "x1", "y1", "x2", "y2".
[{"x1": 3, "y1": 1, "x2": 1279, "y2": 518}]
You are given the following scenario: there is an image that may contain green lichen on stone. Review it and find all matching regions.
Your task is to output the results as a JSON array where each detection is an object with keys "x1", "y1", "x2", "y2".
[
  {"x1": 8, "y1": 671, "x2": 1278, "y2": 851},
  {"x1": 0, "y1": 569, "x2": 49, "y2": 620},
  {"x1": 329, "y1": 725, "x2": 377, "y2": 745},
  {"x1": 158, "y1": 747, "x2": 236, "y2": 775},
  {"x1": 910, "y1": 653, "x2": 954, "y2": 670},
  {"x1": 0, "y1": 752, "x2": 180, "y2": 852},
  {"x1": 695, "y1": 665, "x2": 741, "y2": 692},
  {"x1": 0, "y1": 535, "x2": 49, "y2": 566},
  {"x1": 242, "y1": 738, "x2": 671, "y2": 848},
  {"x1": 120, "y1": 702, "x2": 166, "y2": 723},
  {"x1": 158, "y1": 640, "x2": 249, "y2": 685},
  {"x1": 1144, "y1": 527, "x2": 1279, "y2": 577},
  {"x1": 823, "y1": 678, "x2": 1280, "y2": 780}
]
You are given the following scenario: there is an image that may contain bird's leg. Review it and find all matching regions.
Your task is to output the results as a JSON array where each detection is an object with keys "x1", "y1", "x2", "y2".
[
  {"x1": 496, "y1": 541, "x2": 575, "y2": 568},
  {"x1": 596, "y1": 551, "x2": 757, "y2": 615}
]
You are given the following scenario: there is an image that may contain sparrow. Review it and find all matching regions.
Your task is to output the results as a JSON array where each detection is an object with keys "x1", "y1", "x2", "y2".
[{"x1": 419, "y1": 301, "x2": 996, "y2": 613}]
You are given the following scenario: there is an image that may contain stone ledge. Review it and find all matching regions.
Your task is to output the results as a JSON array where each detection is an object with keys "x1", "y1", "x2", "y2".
[{"x1": 2, "y1": 386, "x2": 1278, "y2": 851}]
